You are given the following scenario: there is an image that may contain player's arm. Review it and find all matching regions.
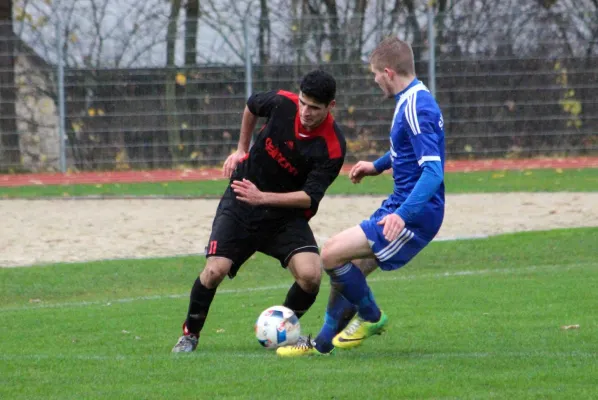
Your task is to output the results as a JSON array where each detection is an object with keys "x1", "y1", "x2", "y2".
[
  {"x1": 373, "y1": 151, "x2": 392, "y2": 172},
  {"x1": 223, "y1": 107, "x2": 257, "y2": 177},
  {"x1": 223, "y1": 91, "x2": 279, "y2": 177},
  {"x1": 380, "y1": 159, "x2": 442, "y2": 242},
  {"x1": 260, "y1": 189, "x2": 312, "y2": 208},
  {"x1": 301, "y1": 154, "x2": 345, "y2": 212},
  {"x1": 395, "y1": 99, "x2": 444, "y2": 223},
  {"x1": 395, "y1": 160, "x2": 443, "y2": 223},
  {"x1": 379, "y1": 97, "x2": 444, "y2": 242},
  {"x1": 232, "y1": 153, "x2": 345, "y2": 209},
  {"x1": 231, "y1": 179, "x2": 312, "y2": 208},
  {"x1": 269, "y1": 132, "x2": 346, "y2": 210},
  {"x1": 350, "y1": 100, "x2": 400, "y2": 184},
  {"x1": 349, "y1": 152, "x2": 387, "y2": 184},
  {"x1": 237, "y1": 106, "x2": 258, "y2": 153}
]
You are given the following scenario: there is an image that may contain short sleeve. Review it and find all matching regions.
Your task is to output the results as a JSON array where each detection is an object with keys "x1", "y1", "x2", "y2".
[{"x1": 246, "y1": 90, "x2": 280, "y2": 118}]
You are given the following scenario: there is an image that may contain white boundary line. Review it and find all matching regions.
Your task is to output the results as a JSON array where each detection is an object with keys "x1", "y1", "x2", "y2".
[
  {"x1": 1, "y1": 350, "x2": 596, "y2": 362},
  {"x1": 2, "y1": 262, "x2": 593, "y2": 313}
]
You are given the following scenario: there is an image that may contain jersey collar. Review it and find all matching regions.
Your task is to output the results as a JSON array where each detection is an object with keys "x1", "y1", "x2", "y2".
[
  {"x1": 394, "y1": 78, "x2": 420, "y2": 101},
  {"x1": 296, "y1": 112, "x2": 334, "y2": 140}
]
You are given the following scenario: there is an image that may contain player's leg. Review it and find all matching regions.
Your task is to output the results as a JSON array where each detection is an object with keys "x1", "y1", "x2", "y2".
[
  {"x1": 173, "y1": 204, "x2": 256, "y2": 353},
  {"x1": 286, "y1": 251, "x2": 321, "y2": 318},
  {"x1": 332, "y1": 221, "x2": 433, "y2": 349},
  {"x1": 276, "y1": 227, "x2": 380, "y2": 357},
  {"x1": 316, "y1": 226, "x2": 388, "y2": 348},
  {"x1": 173, "y1": 255, "x2": 234, "y2": 353},
  {"x1": 311, "y1": 258, "x2": 378, "y2": 354},
  {"x1": 278, "y1": 216, "x2": 437, "y2": 355},
  {"x1": 259, "y1": 218, "x2": 320, "y2": 319},
  {"x1": 321, "y1": 225, "x2": 385, "y2": 321}
]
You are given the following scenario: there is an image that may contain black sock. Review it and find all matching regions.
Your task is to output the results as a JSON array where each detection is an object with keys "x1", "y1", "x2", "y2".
[
  {"x1": 283, "y1": 282, "x2": 318, "y2": 319},
  {"x1": 184, "y1": 278, "x2": 217, "y2": 336}
]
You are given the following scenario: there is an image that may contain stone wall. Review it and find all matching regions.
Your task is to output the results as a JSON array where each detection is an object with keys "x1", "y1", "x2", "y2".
[{"x1": 14, "y1": 52, "x2": 60, "y2": 172}]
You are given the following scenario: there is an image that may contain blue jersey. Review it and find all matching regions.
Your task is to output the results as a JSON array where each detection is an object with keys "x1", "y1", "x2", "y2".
[
  {"x1": 360, "y1": 79, "x2": 444, "y2": 270},
  {"x1": 389, "y1": 79, "x2": 445, "y2": 208},
  {"x1": 361, "y1": 79, "x2": 445, "y2": 270}
]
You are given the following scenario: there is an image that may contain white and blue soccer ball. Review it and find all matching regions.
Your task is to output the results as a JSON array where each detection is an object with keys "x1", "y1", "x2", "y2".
[{"x1": 254, "y1": 305, "x2": 300, "y2": 349}]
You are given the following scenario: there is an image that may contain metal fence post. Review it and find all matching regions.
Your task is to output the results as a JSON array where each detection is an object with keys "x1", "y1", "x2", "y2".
[
  {"x1": 55, "y1": 12, "x2": 67, "y2": 173},
  {"x1": 427, "y1": 2, "x2": 436, "y2": 97},
  {"x1": 243, "y1": 16, "x2": 253, "y2": 100},
  {"x1": 243, "y1": 16, "x2": 254, "y2": 148}
]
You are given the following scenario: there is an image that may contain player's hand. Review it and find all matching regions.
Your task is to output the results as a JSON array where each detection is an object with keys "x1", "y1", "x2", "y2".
[
  {"x1": 231, "y1": 179, "x2": 265, "y2": 206},
  {"x1": 349, "y1": 161, "x2": 379, "y2": 184},
  {"x1": 377, "y1": 213, "x2": 405, "y2": 242},
  {"x1": 223, "y1": 150, "x2": 247, "y2": 178}
]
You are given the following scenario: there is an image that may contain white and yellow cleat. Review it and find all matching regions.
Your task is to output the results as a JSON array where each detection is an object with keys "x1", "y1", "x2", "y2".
[
  {"x1": 276, "y1": 336, "x2": 332, "y2": 358},
  {"x1": 332, "y1": 311, "x2": 388, "y2": 349}
]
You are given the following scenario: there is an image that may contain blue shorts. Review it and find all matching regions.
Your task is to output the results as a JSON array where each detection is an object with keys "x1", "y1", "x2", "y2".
[{"x1": 359, "y1": 198, "x2": 443, "y2": 271}]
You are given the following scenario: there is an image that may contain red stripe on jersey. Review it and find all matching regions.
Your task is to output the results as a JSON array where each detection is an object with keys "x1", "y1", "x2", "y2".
[
  {"x1": 277, "y1": 90, "x2": 298, "y2": 104},
  {"x1": 276, "y1": 90, "x2": 343, "y2": 159},
  {"x1": 307, "y1": 114, "x2": 343, "y2": 159}
]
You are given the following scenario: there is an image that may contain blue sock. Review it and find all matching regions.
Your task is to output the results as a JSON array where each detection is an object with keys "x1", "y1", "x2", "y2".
[
  {"x1": 327, "y1": 262, "x2": 381, "y2": 323},
  {"x1": 314, "y1": 289, "x2": 356, "y2": 353}
]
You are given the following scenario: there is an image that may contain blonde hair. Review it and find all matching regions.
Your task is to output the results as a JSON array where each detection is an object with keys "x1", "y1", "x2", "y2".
[{"x1": 369, "y1": 37, "x2": 415, "y2": 77}]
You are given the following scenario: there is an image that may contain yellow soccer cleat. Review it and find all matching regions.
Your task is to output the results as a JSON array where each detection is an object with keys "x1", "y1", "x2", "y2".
[
  {"x1": 276, "y1": 336, "x2": 332, "y2": 358},
  {"x1": 332, "y1": 311, "x2": 388, "y2": 349}
]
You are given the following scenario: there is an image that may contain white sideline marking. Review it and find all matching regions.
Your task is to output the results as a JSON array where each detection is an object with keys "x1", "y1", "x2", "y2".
[
  {"x1": 1, "y1": 350, "x2": 596, "y2": 362},
  {"x1": 1, "y1": 263, "x2": 593, "y2": 313}
]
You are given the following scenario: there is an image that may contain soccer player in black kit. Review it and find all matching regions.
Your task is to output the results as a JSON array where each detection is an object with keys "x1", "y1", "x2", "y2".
[{"x1": 172, "y1": 70, "x2": 346, "y2": 352}]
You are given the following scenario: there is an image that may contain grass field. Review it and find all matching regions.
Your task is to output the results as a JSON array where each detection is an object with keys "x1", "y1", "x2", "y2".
[
  {"x1": 2, "y1": 228, "x2": 597, "y2": 399},
  {"x1": 1, "y1": 167, "x2": 597, "y2": 198},
  {"x1": 2, "y1": 167, "x2": 597, "y2": 398}
]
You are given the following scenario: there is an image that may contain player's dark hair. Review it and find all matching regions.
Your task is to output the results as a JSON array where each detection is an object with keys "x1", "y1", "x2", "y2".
[{"x1": 299, "y1": 69, "x2": 336, "y2": 105}]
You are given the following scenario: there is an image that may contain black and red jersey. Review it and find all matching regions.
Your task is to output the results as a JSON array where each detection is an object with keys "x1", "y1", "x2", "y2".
[{"x1": 231, "y1": 90, "x2": 346, "y2": 220}]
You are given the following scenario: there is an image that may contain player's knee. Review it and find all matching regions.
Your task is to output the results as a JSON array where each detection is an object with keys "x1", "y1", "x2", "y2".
[
  {"x1": 296, "y1": 268, "x2": 321, "y2": 293},
  {"x1": 320, "y1": 240, "x2": 341, "y2": 270},
  {"x1": 200, "y1": 258, "x2": 231, "y2": 288}
]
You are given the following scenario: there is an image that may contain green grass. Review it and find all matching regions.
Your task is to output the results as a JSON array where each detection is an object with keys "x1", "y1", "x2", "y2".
[
  {"x1": 1, "y1": 168, "x2": 596, "y2": 198},
  {"x1": 2, "y1": 228, "x2": 597, "y2": 399}
]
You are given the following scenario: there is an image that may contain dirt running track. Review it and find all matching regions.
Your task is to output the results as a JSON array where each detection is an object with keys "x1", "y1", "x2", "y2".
[
  {"x1": 1, "y1": 157, "x2": 598, "y2": 187},
  {"x1": 1, "y1": 158, "x2": 597, "y2": 267}
]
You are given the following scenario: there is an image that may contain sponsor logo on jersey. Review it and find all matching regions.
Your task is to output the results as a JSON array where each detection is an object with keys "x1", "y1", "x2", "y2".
[{"x1": 265, "y1": 137, "x2": 299, "y2": 176}]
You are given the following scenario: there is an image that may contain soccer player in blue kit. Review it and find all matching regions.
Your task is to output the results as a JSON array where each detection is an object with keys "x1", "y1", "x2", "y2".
[{"x1": 277, "y1": 36, "x2": 446, "y2": 357}]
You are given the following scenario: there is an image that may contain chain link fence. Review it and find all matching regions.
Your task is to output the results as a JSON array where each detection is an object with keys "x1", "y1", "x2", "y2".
[{"x1": 1, "y1": 1, "x2": 597, "y2": 172}]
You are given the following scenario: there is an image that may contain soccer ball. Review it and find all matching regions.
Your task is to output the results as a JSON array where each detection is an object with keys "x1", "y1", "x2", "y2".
[{"x1": 254, "y1": 305, "x2": 300, "y2": 349}]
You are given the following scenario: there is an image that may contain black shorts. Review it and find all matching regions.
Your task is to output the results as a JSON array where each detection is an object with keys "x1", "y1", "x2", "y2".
[{"x1": 205, "y1": 189, "x2": 319, "y2": 278}]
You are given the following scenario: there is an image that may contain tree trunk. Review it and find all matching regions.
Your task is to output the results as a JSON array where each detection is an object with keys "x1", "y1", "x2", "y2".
[
  {"x1": 404, "y1": 0, "x2": 423, "y2": 68},
  {"x1": 435, "y1": 0, "x2": 448, "y2": 53},
  {"x1": 0, "y1": 0, "x2": 20, "y2": 170},
  {"x1": 385, "y1": 0, "x2": 400, "y2": 40},
  {"x1": 166, "y1": 0, "x2": 182, "y2": 166},
  {"x1": 258, "y1": 0, "x2": 270, "y2": 65},
  {"x1": 184, "y1": 0, "x2": 199, "y2": 66},
  {"x1": 350, "y1": 0, "x2": 367, "y2": 62},
  {"x1": 322, "y1": 0, "x2": 341, "y2": 64}
]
